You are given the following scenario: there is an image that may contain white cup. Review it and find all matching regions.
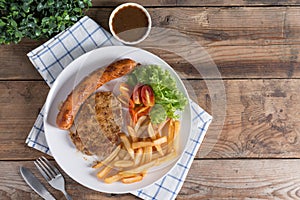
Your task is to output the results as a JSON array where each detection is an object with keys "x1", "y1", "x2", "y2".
[{"x1": 109, "y1": 3, "x2": 152, "y2": 45}]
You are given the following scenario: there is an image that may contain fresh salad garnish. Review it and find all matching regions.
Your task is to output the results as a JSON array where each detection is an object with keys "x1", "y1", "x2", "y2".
[{"x1": 125, "y1": 65, "x2": 188, "y2": 124}]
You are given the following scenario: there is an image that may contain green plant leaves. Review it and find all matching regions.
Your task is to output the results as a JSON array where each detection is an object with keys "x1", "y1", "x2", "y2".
[{"x1": 0, "y1": 0, "x2": 92, "y2": 44}]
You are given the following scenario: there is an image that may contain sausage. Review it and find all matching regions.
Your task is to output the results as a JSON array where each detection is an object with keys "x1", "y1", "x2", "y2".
[{"x1": 56, "y1": 59, "x2": 137, "y2": 130}]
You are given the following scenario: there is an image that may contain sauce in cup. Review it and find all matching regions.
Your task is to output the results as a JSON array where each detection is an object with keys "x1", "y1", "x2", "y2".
[{"x1": 109, "y1": 3, "x2": 151, "y2": 45}]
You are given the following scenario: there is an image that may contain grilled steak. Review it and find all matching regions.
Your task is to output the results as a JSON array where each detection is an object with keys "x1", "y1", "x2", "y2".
[{"x1": 70, "y1": 91, "x2": 122, "y2": 159}]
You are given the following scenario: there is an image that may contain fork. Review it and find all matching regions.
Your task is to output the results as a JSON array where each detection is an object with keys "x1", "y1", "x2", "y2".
[{"x1": 34, "y1": 156, "x2": 72, "y2": 200}]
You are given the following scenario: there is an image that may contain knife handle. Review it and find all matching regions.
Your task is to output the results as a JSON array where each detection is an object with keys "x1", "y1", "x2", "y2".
[{"x1": 44, "y1": 193, "x2": 56, "y2": 200}]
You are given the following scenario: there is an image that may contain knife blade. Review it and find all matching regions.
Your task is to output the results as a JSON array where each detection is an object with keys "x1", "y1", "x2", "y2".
[{"x1": 20, "y1": 166, "x2": 56, "y2": 200}]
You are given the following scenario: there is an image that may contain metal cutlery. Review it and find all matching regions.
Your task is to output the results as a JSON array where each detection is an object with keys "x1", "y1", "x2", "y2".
[
  {"x1": 34, "y1": 156, "x2": 72, "y2": 200},
  {"x1": 20, "y1": 166, "x2": 56, "y2": 200}
]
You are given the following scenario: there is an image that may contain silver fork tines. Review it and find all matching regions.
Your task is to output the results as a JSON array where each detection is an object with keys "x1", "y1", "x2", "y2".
[
  {"x1": 35, "y1": 157, "x2": 58, "y2": 180},
  {"x1": 34, "y1": 156, "x2": 72, "y2": 200}
]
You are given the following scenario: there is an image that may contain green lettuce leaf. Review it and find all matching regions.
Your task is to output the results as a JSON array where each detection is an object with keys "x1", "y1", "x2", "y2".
[{"x1": 127, "y1": 65, "x2": 188, "y2": 124}]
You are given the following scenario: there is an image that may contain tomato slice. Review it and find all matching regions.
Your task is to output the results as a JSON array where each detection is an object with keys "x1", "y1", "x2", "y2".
[
  {"x1": 132, "y1": 84, "x2": 143, "y2": 105},
  {"x1": 141, "y1": 85, "x2": 155, "y2": 107}
]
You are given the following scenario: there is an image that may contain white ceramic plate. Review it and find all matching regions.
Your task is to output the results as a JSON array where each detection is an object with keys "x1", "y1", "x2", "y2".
[{"x1": 44, "y1": 46, "x2": 191, "y2": 193}]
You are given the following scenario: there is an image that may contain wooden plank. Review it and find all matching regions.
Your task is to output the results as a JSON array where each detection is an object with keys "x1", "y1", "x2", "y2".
[
  {"x1": 181, "y1": 159, "x2": 300, "y2": 199},
  {"x1": 90, "y1": 7, "x2": 300, "y2": 46},
  {"x1": 90, "y1": 0, "x2": 300, "y2": 7},
  {"x1": 1, "y1": 159, "x2": 300, "y2": 199},
  {"x1": 2, "y1": 7, "x2": 300, "y2": 79},
  {"x1": 194, "y1": 79, "x2": 300, "y2": 158},
  {"x1": 2, "y1": 42, "x2": 300, "y2": 79},
  {"x1": 0, "y1": 81, "x2": 48, "y2": 118},
  {"x1": 82, "y1": 7, "x2": 300, "y2": 79},
  {"x1": 0, "y1": 81, "x2": 49, "y2": 160},
  {"x1": 176, "y1": 0, "x2": 300, "y2": 6},
  {"x1": 1, "y1": 80, "x2": 300, "y2": 159},
  {"x1": 91, "y1": 0, "x2": 176, "y2": 7},
  {"x1": 0, "y1": 39, "x2": 45, "y2": 80},
  {"x1": 146, "y1": 7, "x2": 300, "y2": 46}
]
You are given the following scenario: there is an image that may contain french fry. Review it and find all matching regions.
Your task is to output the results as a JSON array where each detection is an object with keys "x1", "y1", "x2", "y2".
[
  {"x1": 154, "y1": 145, "x2": 164, "y2": 156},
  {"x1": 136, "y1": 124, "x2": 148, "y2": 138},
  {"x1": 147, "y1": 122, "x2": 156, "y2": 138},
  {"x1": 148, "y1": 147, "x2": 153, "y2": 161},
  {"x1": 121, "y1": 175, "x2": 143, "y2": 184},
  {"x1": 140, "y1": 147, "x2": 147, "y2": 165},
  {"x1": 104, "y1": 174, "x2": 122, "y2": 184},
  {"x1": 132, "y1": 137, "x2": 167, "y2": 149},
  {"x1": 127, "y1": 125, "x2": 138, "y2": 142},
  {"x1": 168, "y1": 120, "x2": 174, "y2": 140},
  {"x1": 148, "y1": 123, "x2": 164, "y2": 156},
  {"x1": 120, "y1": 133, "x2": 135, "y2": 159},
  {"x1": 118, "y1": 172, "x2": 139, "y2": 178},
  {"x1": 144, "y1": 146, "x2": 152, "y2": 163},
  {"x1": 173, "y1": 120, "x2": 180, "y2": 152},
  {"x1": 134, "y1": 148, "x2": 143, "y2": 166},
  {"x1": 92, "y1": 114, "x2": 181, "y2": 184},
  {"x1": 157, "y1": 119, "x2": 170, "y2": 137},
  {"x1": 92, "y1": 161, "x2": 102, "y2": 169},
  {"x1": 141, "y1": 171, "x2": 147, "y2": 177},
  {"x1": 114, "y1": 160, "x2": 134, "y2": 168},
  {"x1": 132, "y1": 141, "x2": 153, "y2": 149},
  {"x1": 173, "y1": 120, "x2": 180, "y2": 139},
  {"x1": 167, "y1": 120, "x2": 175, "y2": 153},
  {"x1": 152, "y1": 151, "x2": 163, "y2": 160},
  {"x1": 119, "y1": 82, "x2": 130, "y2": 95},
  {"x1": 128, "y1": 112, "x2": 135, "y2": 127},
  {"x1": 153, "y1": 136, "x2": 167, "y2": 146},
  {"x1": 119, "y1": 160, "x2": 157, "y2": 174},
  {"x1": 134, "y1": 115, "x2": 147, "y2": 133},
  {"x1": 92, "y1": 145, "x2": 121, "y2": 169},
  {"x1": 97, "y1": 165, "x2": 112, "y2": 179}
]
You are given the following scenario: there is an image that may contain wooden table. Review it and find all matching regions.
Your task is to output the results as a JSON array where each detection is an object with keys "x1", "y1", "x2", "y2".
[{"x1": 2, "y1": 1, "x2": 300, "y2": 199}]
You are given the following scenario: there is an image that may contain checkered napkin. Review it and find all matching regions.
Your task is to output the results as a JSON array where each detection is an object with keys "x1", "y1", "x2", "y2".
[{"x1": 26, "y1": 16, "x2": 212, "y2": 200}]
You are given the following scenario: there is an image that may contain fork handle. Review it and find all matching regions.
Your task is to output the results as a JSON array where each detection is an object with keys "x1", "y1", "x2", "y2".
[{"x1": 62, "y1": 191, "x2": 72, "y2": 200}]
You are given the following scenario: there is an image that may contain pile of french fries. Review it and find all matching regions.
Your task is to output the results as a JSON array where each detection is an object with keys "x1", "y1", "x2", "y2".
[{"x1": 92, "y1": 116, "x2": 180, "y2": 184}]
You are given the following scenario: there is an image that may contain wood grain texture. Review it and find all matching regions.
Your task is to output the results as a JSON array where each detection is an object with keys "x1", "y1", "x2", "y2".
[
  {"x1": 91, "y1": 0, "x2": 176, "y2": 7},
  {"x1": 2, "y1": 7, "x2": 300, "y2": 79},
  {"x1": 1, "y1": 3, "x2": 300, "y2": 199},
  {"x1": 1, "y1": 160, "x2": 300, "y2": 199},
  {"x1": 181, "y1": 159, "x2": 300, "y2": 199},
  {"x1": 176, "y1": 0, "x2": 300, "y2": 6},
  {"x1": 0, "y1": 81, "x2": 49, "y2": 160},
  {"x1": 90, "y1": 0, "x2": 300, "y2": 7},
  {"x1": 84, "y1": 7, "x2": 300, "y2": 78},
  {"x1": 193, "y1": 79, "x2": 300, "y2": 158},
  {"x1": 1, "y1": 80, "x2": 300, "y2": 159},
  {"x1": 2, "y1": 43, "x2": 300, "y2": 79},
  {"x1": 0, "y1": 39, "x2": 45, "y2": 80},
  {"x1": 90, "y1": 7, "x2": 300, "y2": 47}
]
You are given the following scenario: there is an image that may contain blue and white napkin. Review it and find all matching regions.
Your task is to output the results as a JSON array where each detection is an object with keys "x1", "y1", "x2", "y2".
[{"x1": 26, "y1": 16, "x2": 212, "y2": 200}]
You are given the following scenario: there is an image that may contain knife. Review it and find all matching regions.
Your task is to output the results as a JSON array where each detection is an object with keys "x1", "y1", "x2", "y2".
[{"x1": 20, "y1": 166, "x2": 56, "y2": 200}]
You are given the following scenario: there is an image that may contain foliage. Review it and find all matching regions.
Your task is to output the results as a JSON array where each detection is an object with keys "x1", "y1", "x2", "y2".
[{"x1": 0, "y1": 0, "x2": 92, "y2": 44}]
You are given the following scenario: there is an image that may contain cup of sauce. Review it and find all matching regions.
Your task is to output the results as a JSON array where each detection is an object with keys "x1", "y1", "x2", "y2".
[{"x1": 109, "y1": 3, "x2": 151, "y2": 45}]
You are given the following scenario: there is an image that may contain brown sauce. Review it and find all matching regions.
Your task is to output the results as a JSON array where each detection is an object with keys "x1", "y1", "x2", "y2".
[{"x1": 112, "y1": 6, "x2": 149, "y2": 42}]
